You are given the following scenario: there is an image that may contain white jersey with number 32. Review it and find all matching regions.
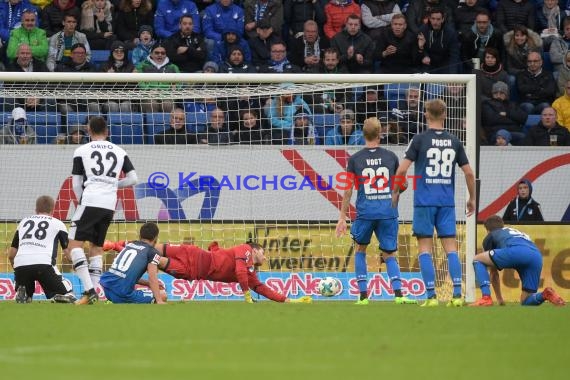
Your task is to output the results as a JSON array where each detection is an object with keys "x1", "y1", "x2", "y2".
[{"x1": 72, "y1": 141, "x2": 135, "y2": 210}]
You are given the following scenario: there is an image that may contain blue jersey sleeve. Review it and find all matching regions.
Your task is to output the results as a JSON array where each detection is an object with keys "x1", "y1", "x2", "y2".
[
  {"x1": 482, "y1": 234, "x2": 495, "y2": 251},
  {"x1": 404, "y1": 137, "x2": 420, "y2": 162},
  {"x1": 454, "y1": 138, "x2": 469, "y2": 167},
  {"x1": 145, "y1": 247, "x2": 161, "y2": 266}
]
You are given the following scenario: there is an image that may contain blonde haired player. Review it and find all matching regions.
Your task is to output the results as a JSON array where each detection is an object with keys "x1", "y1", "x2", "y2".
[
  {"x1": 393, "y1": 99, "x2": 476, "y2": 306},
  {"x1": 336, "y1": 117, "x2": 417, "y2": 305}
]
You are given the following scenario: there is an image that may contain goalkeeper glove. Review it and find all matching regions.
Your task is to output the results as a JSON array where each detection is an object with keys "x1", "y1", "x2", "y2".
[
  {"x1": 244, "y1": 290, "x2": 254, "y2": 304},
  {"x1": 103, "y1": 240, "x2": 126, "y2": 252},
  {"x1": 103, "y1": 240, "x2": 117, "y2": 251},
  {"x1": 288, "y1": 296, "x2": 312, "y2": 304}
]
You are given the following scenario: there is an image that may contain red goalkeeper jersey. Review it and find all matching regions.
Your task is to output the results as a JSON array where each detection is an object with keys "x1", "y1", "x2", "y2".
[{"x1": 163, "y1": 242, "x2": 286, "y2": 302}]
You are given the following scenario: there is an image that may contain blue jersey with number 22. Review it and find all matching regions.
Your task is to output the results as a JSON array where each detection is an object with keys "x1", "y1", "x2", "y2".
[
  {"x1": 404, "y1": 129, "x2": 469, "y2": 207},
  {"x1": 347, "y1": 147, "x2": 399, "y2": 220}
]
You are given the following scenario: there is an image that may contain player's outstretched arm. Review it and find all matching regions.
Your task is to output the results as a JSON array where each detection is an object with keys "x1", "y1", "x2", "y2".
[
  {"x1": 336, "y1": 179, "x2": 354, "y2": 237},
  {"x1": 489, "y1": 267, "x2": 505, "y2": 305},
  {"x1": 72, "y1": 175, "x2": 84, "y2": 202},
  {"x1": 336, "y1": 189, "x2": 352, "y2": 237},
  {"x1": 8, "y1": 247, "x2": 17, "y2": 269},
  {"x1": 147, "y1": 263, "x2": 166, "y2": 304},
  {"x1": 103, "y1": 240, "x2": 126, "y2": 252},
  {"x1": 118, "y1": 169, "x2": 138, "y2": 188},
  {"x1": 392, "y1": 159, "x2": 412, "y2": 208},
  {"x1": 461, "y1": 164, "x2": 476, "y2": 217}
]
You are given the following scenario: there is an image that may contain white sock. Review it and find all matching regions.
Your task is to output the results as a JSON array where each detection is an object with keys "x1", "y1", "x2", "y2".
[
  {"x1": 71, "y1": 248, "x2": 94, "y2": 292},
  {"x1": 89, "y1": 255, "x2": 103, "y2": 290}
]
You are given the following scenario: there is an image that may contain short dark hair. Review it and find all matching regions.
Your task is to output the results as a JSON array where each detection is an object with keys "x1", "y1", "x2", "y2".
[
  {"x1": 270, "y1": 40, "x2": 287, "y2": 50},
  {"x1": 323, "y1": 47, "x2": 340, "y2": 58},
  {"x1": 484, "y1": 215, "x2": 504, "y2": 232},
  {"x1": 346, "y1": 13, "x2": 361, "y2": 23},
  {"x1": 36, "y1": 195, "x2": 55, "y2": 214},
  {"x1": 89, "y1": 116, "x2": 108, "y2": 135},
  {"x1": 151, "y1": 41, "x2": 166, "y2": 52},
  {"x1": 429, "y1": 7, "x2": 445, "y2": 17},
  {"x1": 484, "y1": 47, "x2": 500, "y2": 61},
  {"x1": 476, "y1": 9, "x2": 491, "y2": 19},
  {"x1": 63, "y1": 10, "x2": 79, "y2": 22},
  {"x1": 179, "y1": 14, "x2": 193, "y2": 24},
  {"x1": 70, "y1": 43, "x2": 86, "y2": 52},
  {"x1": 140, "y1": 222, "x2": 160, "y2": 241}
]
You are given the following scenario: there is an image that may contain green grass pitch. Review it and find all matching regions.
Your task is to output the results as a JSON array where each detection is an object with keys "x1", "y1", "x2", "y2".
[{"x1": 0, "y1": 302, "x2": 567, "y2": 380}]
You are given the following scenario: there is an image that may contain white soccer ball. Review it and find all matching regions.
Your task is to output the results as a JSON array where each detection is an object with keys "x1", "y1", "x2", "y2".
[{"x1": 317, "y1": 277, "x2": 342, "y2": 297}]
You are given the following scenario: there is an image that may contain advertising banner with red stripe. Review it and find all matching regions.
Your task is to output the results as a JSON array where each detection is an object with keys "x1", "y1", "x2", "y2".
[{"x1": 0, "y1": 146, "x2": 568, "y2": 221}]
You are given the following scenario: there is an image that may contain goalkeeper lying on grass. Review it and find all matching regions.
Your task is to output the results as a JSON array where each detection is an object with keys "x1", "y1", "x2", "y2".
[{"x1": 104, "y1": 240, "x2": 312, "y2": 304}]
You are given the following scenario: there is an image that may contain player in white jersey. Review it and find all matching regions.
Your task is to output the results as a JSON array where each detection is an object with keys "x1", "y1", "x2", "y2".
[
  {"x1": 68, "y1": 116, "x2": 138, "y2": 305},
  {"x1": 8, "y1": 196, "x2": 76, "y2": 303}
]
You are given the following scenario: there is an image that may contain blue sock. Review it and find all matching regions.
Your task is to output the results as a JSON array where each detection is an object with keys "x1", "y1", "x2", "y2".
[
  {"x1": 384, "y1": 256, "x2": 402, "y2": 294},
  {"x1": 355, "y1": 251, "x2": 368, "y2": 294},
  {"x1": 447, "y1": 252, "x2": 462, "y2": 298},
  {"x1": 472, "y1": 261, "x2": 491, "y2": 297},
  {"x1": 522, "y1": 293, "x2": 545, "y2": 306},
  {"x1": 419, "y1": 253, "x2": 436, "y2": 299}
]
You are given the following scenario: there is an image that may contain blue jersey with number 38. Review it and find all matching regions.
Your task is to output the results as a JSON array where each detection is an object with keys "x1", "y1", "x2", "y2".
[
  {"x1": 100, "y1": 241, "x2": 161, "y2": 295},
  {"x1": 404, "y1": 129, "x2": 469, "y2": 207}
]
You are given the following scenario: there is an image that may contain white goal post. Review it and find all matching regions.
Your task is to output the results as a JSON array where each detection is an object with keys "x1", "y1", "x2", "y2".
[{"x1": 0, "y1": 72, "x2": 477, "y2": 302}]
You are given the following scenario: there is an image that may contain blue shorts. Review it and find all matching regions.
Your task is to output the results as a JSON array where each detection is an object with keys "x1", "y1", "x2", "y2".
[
  {"x1": 102, "y1": 284, "x2": 155, "y2": 304},
  {"x1": 350, "y1": 218, "x2": 398, "y2": 252},
  {"x1": 413, "y1": 206, "x2": 456, "y2": 238},
  {"x1": 489, "y1": 245, "x2": 543, "y2": 293}
]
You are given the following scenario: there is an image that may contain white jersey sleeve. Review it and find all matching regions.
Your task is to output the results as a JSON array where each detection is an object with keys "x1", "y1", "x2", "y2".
[
  {"x1": 72, "y1": 141, "x2": 136, "y2": 210},
  {"x1": 12, "y1": 215, "x2": 68, "y2": 268}
]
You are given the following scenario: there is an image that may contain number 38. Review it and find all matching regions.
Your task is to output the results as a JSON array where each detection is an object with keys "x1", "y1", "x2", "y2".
[{"x1": 426, "y1": 148, "x2": 456, "y2": 177}]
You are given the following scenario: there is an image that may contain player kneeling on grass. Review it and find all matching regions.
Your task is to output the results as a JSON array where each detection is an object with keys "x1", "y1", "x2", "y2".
[
  {"x1": 104, "y1": 240, "x2": 312, "y2": 304},
  {"x1": 8, "y1": 196, "x2": 77, "y2": 303},
  {"x1": 471, "y1": 215, "x2": 565, "y2": 307},
  {"x1": 99, "y1": 223, "x2": 167, "y2": 304}
]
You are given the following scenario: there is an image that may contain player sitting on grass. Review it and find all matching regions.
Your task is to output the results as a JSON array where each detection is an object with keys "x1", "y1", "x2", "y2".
[
  {"x1": 471, "y1": 215, "x2": 565, "y2": 307},
  {"x1": 99, "y1": 222, "x2": 168, "y2": 304},
  {"x1": 104, "y1": 240, "x2": 312, "y2": 304}
]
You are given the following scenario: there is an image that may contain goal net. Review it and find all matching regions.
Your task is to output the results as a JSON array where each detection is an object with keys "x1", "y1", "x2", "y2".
[{"x1": 0, "y1": 73, "x2": 477, "y2": 302}]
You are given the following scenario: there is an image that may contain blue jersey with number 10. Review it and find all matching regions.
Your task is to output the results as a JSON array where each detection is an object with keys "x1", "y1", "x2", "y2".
[
  {"x1": 100, "y1": 241, "x2": 161, "y2": 295},
  {"x1": 404, "y1": 129, "x2": 469, "y2": 207},
  {"x1": 347, "y1": 147, "x2": 399, "y2": 220}
]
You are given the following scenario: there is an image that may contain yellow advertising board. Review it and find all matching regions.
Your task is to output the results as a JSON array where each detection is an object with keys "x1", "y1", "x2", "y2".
[
  {"x1": 2, "y1": 222, "x2": 568, "y2": 303},
  {"x1": 0, "y1": 222, "x2": 435, "y2": 273},
  {"x1": 476, "y1": 224, "x2": 570, "y2": 302}
]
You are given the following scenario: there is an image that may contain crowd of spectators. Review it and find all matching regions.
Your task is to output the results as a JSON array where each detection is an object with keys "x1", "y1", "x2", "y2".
[{"x1": 1, "y1": 0, "x2": 569, "y2": 146}]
